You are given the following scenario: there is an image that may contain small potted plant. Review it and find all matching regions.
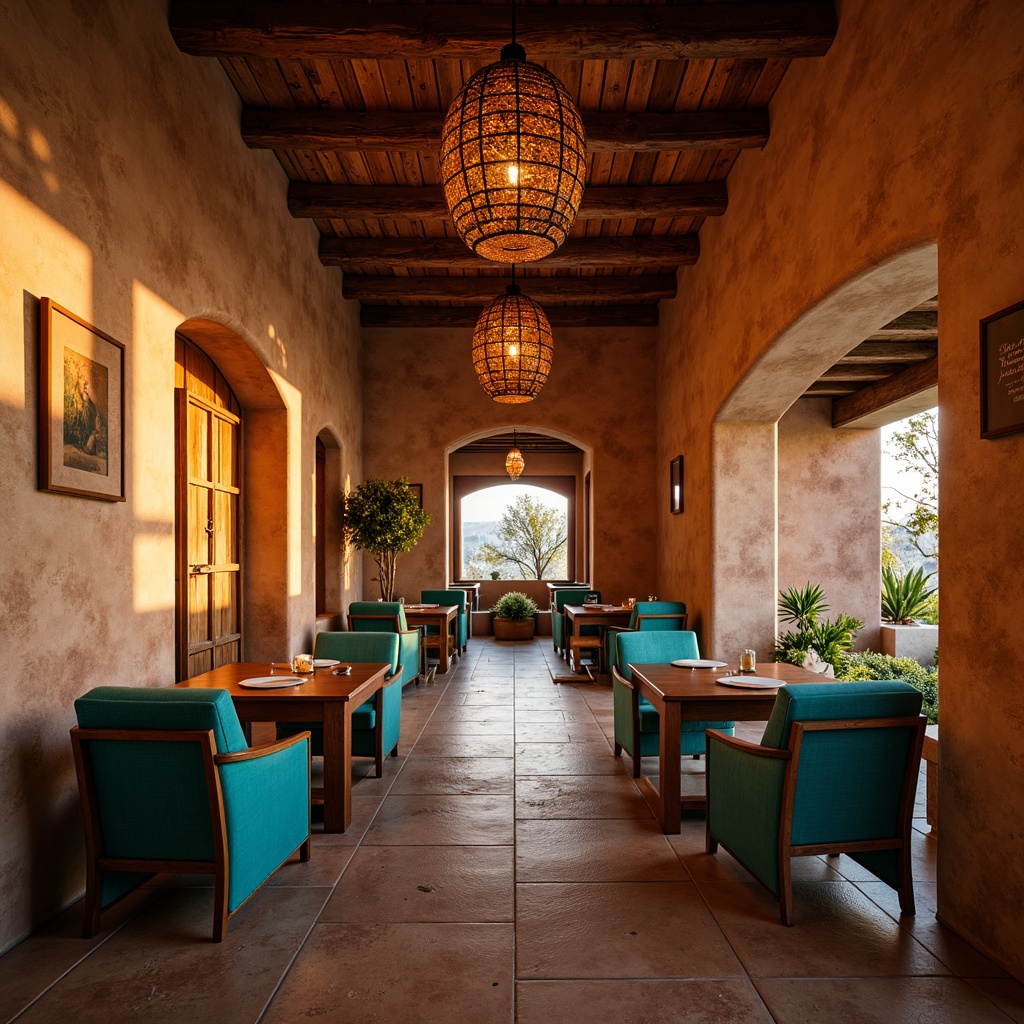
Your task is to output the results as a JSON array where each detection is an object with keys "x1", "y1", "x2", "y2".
[{"x1": 491, "y1": 591, "x2": 538, "y2": 641}]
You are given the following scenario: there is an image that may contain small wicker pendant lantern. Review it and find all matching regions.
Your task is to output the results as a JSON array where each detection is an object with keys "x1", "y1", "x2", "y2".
[
  {"x1": 472, "y1": 282, "x2": 553, "y2": 403},
  {"x1": 440, "y1": 37, "x2": 586, "y2": 263},
  {"x1": 505, "y1": 431, "x2": 525, "y2": 480}
]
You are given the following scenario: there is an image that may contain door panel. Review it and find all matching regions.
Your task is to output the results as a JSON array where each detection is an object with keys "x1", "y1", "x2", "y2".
[{"x1": 176, "y1": 388, "x2": 242, "y2": 680}]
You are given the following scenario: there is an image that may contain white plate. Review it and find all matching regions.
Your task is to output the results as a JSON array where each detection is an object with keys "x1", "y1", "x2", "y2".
[
  {"x1": 312, "y1": 658, "x2": 339, "y2": 668},
  {"x1": 238, "y1": 676, "x2": 306, "y2": 689},
  {"x1": 672, "y1": 659, "x2": 728, "y2": 669},
  {"x1": 716, "y1": 676, "x2": 786, "y2": 689}
]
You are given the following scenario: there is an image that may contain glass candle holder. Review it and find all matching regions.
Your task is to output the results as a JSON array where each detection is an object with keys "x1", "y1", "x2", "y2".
[{"x1": 739, "y1": 649, "x2": 756, "y2": 673}]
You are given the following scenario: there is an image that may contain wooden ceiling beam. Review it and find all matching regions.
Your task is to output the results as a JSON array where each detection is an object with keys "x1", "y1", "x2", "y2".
[
  {"x1": 360, "y1": 305, "x2": 659, "y2": 329},
  {"x1": 319, "y1": 235, "x2": 700, "y2": 269},
  {"x1": 837, "y1": 341, "x2": 938, "y2": 363},
  {"x1": 820, "y1": 363, "x2": 909, "y2": 382},
  {"x1": 243, "y1": 108, "x2": 769, "y2": 153},
  {"x1": 290, "y1": 182, "x2": 728, "y2": 222},
  {"x1": 171, "y1": 2, "x2": 837, "y2": 61},
  {"x1": 832, "y1": 356, "x2": 939, "y2": 428},
  {"x1": 343, "y1": 274, "x2": 678, "y2": 304}
]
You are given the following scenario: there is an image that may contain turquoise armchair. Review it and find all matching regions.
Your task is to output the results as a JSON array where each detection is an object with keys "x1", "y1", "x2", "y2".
[
  {"x1": 706, "y1": 680, "x2": 926, "y2": 925},
  {"x1": 550, "y1": 588, "x2": 600, "y2": 657},
  {"x1": 348, "y1": 601, "x2": 421, "y2": 686},
  {"x1": 612, "y1": 630, "x2": 735, "y2": 776},
  {"x1": 421, "y1": 588, "x2": 468, "y2": 655},
  {"x1": 277, "y1": 631, "x2": 403, "y2": 777},
  {"x1": 604, "y1": 600, "x2": 688, "y2": 673},
  {"x1": 71, "y1": 686, "x2": 310, "y2": 942}
]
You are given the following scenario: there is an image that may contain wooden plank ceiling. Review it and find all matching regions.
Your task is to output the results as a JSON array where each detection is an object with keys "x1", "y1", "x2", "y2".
[{"x1": 169, "y1": 1, "x2": 838, "y2": 331}]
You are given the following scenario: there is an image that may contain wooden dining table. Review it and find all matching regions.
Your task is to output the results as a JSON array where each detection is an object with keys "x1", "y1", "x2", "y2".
[
  {"x1": 627, "y1": 660, "x2": 826, "y2": 833},
  {"x1": 562, "y1": 603, "x2": 633, "y2": 675},
  {"x1": 403, "y1": 603, "x2": 458, "y2": 674},
  {"x1": 177, "y1": 660, "x2": 390, "y2": 833}
]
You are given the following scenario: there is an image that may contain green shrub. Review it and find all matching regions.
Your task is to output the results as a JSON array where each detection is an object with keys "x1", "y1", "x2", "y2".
[
  {"x1": 773, "y1": 583, "x2": 861, "y2": 671},
  {"x1": 492, "y1": 591, "x2": 538, "y2": 620},
  {"x1": 837, "y1": 651, "x2": 939, "y2": 724},
  {"x1": 881, "y1": 566, "x2": 936, "y2": 624},
  {"x1": 778, "y1": 582, "x2": 828, "y2": 629}
]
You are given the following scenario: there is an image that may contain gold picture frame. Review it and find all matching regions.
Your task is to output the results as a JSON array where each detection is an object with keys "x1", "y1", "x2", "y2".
[{"x1": 39, "y1": 299, "x2": 125, "y2": 501}]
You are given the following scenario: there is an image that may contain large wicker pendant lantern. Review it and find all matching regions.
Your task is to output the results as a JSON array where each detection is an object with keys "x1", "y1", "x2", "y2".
[
  {"x1": 505, "y1": 431, "x2": 525, "y2": 480},
  {"x1": 472, "y1": 282, "x2": 553, "y2": 403},
  {"x1": 440, "y1": 36, "x2": 586, "y2": 263}
]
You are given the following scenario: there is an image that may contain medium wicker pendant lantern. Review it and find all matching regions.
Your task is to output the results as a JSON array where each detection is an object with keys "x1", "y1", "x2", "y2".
[
  {"x1": 505, "y1": 431, "x2": 525, "y2": 480},
  {"x1": 472, "y1": 281, "x2": 553, "y2": 403},
  {"x1": 440, "y1": 28, "x2": 586, "y2": 263}
]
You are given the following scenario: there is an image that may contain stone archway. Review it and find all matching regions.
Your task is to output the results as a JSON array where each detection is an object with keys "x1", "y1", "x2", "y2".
[{"x1": 709, "y1": 243, "x2": 939, "y2": 660}]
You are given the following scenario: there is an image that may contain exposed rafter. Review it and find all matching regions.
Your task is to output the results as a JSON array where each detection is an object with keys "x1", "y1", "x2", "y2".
[
  {"x1": 360, "y1": 305, "x2": 659, "y2": 329},
  {"x1": 171, "y1": 2, "x2": 837, "y2": 61},
  {"x1": 831, "y1": 356, "x2": 939, "y2": 428},
  {"x1": 835, "y1": 340, "x2": 938, "y2": 363},
  {"x1": 343, "y1": 274, "x2": 677, "y2": 305},
  {"x1": 290, "y1": 183, "x2": 728, "y2": 223},
  {"x1": 242, "y1": 109, "x2": 770, "y2": 153},
  {"x1": 319, "y1": 235, "x2": 700, "y2": 270}
]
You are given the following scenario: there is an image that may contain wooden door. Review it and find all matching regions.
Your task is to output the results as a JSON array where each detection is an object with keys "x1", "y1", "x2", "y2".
[{"x1": 175, "y1": 389, "x2": 242, "y2": 680}]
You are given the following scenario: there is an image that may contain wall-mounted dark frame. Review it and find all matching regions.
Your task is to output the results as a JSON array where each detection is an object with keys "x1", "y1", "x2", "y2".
[
  {"x1": 670, "y1": 456, "x2": 684, "y2": 514},
  {"x1": 981, "y1": 298, "x2": 1024, "y2": 439},
  {"x1": 408, "y1": 483, "x2": 423, "y2": 508}
]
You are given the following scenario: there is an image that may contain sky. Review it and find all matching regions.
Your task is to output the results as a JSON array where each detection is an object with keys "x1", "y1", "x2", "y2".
[{"x1": 880, "y1": 407, "x2": 935, "y2": 511}]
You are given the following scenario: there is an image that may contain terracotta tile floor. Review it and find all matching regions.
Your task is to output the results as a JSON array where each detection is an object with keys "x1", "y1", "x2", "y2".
[{"x1": 3, "y1": 638, "x2": 1023, "y2": 1024}]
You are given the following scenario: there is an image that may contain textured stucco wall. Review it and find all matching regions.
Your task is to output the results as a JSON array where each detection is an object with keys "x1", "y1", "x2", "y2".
[
  {"x1": 778, "y1": 398, "x2": 882, "y2": 652},
  {"x1": 361, "y1": 324, "x2": 659, "y2": 607},
  {"x1": 0, "y1": 0, "x2": 362, "y2": 949},
  {"x1": 657, "y1": 0, "x2": 1024, "y2": 976}
]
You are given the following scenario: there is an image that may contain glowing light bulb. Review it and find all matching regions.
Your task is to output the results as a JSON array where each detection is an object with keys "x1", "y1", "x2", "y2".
[
  {"x1": 507, "y1": 163, "x2": 519, "y2": 185},
  {"x1": 507, "y1": 343, "x2": 519, "y2": 358}
]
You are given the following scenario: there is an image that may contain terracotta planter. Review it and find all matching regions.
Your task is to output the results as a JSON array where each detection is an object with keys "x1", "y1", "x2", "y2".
[{"x1": 493, "y1": 617, "x2": 536, "y2": 641}]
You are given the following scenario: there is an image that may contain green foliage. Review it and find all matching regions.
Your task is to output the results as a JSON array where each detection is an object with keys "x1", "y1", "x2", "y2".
[
  {"x1": 881, "y1": 565, "x2": 936, "y2": 624},
  {"x1": 343, "y1": 478, "x2": 431, "y2": 600},
  {"x1": 838, "y1": 651, "x2": 939, "y2": 724},
  {"x1": 476, "y1": 494, "x2": 567, "y2": 580},
  {"x1": 773, "y1": 584, "x2": 861, "y2": 671},
  {"x1": 491, "y1": 591, "x2": 538, "y2": 620},
  {"x1": 882, "y1": 410, "x2": 938, "y2": 562},
  {"x1": 778, "y1": 582, "x2": 828, "y2": 629}
]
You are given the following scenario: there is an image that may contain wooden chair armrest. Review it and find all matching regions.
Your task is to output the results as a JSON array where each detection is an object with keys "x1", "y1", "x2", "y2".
[
  {"x1": 705, "y1": 730, "x2": 791, "y2": 759},
  {"x1": 215, "y1": 730, "x2": 312, "y2": 765},
  {"x1": 611, "y1": 666, "x2": 634, "y2": 689},
  {"x1": 387, "y1": 664, "x2": 402, "y2": 682}
]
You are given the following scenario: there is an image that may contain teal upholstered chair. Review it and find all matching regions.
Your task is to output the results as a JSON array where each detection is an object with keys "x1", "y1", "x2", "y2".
[
  {"x1": 612, "y1": 630, "x2": 735, "y2": 776},
  {"x1": 277, "y1": 631, "x2": 402, "y2": 777},
  {"x1": 550, "y1": 588, "x2": 601, "y2": 658},
  {"x1": 347, "y1": 601, "x2": 421, "y2": 686},
  {"x1": 604, "y1": 600, "x2": 688, "y2": 674},
  {"x1": 705, "y1": 680, "x2": 926, "y2": 925},
  {"x1": 421, "y1": 588, "x2": 468, "y2": 655},
  {"x1": 71, "y1": 686, "x2": 310, "y2": 942}
]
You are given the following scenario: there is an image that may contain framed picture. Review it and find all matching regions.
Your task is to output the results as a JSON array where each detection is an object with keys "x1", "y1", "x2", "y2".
[
  {"x1": 39, "y1": 299, "x2": 125, "y2": 501},
  {"x1": 981, "y1": 298, "x2": 1024, "y2": 439},
  {"x1": 408, "y1": 483, "x2": 423, "y2": 508},
  {"x1": 670, "y1": 455, "x2": 684, "y2": 514}
]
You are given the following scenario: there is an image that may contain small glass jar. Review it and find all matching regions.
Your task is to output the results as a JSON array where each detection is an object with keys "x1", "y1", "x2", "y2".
[
  {"x1": 291, "y1": 653, "x2": 314, "y2": 674},
  {"x1": 740, "y1": 649, "x2": 756, "y2": 673}
]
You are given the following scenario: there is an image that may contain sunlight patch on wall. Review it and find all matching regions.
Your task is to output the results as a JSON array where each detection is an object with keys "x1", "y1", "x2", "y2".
[
  {"x1": 271, "y1": 369, "x2": 302, "y2": 596},
  {"x1": 0, "y1": 181, "x2": 91, "y2": 408},
  {"x1": 133, "y1": 533, "x2": 175, "y2": 613}
]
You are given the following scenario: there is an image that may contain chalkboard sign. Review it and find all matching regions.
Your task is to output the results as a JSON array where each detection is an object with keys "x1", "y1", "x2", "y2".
[{"x1": 981, "y1": 298, "x2": 1024, "y2": 439}]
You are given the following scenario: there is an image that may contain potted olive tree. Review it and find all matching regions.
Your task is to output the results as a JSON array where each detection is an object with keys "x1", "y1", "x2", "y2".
[
  {"x1": 491, "y1": 591, "x2": 538, "y2": 641},
  {"x1": 343, "y1": 477, "x2": 431, "y2": 601}
]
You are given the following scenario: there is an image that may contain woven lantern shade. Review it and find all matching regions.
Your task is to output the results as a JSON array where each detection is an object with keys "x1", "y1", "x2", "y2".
[
  {"x1": 505, "y1": 433, "x2": 525, "y2": 480},
  {"x1": 472, "y1": 283, "x2": 553, "y2": 403},
  {"x1": 441, "y1": 42, "x2": 586, "y2": 263}
]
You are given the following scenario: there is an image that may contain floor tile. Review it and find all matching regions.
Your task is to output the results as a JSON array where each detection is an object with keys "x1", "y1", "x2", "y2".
[
  {"x1": 516, "y1": 881, "x2": 741, "y2": 979},
  {"x1": 409, "y1": 733, "x2": 515, "y2": 757},
  {"x1": 321, "y1": 846, "x2": 513, "y2": 922},
  {"x1": 516, "y1": 979, "x2": 775, "y2": 1023},
  {"x1": 389, "y1": 756, "x2": 515, "y2": 795},
  {"x1": 515, "y1": 741, "x2": 623, "y2": 776},
  {"x1": 967, "y1": 978, "x2": 1024, "y2": 1023},
  {"x1": 700, "y1": 879, "x2": 950, "y2": 977},
  {"x1": 756, "y1": 977, "x2": 1015, "y2": 1024},
  {"x1": 262, "y1": 923, "x2": 513, "y2": 1023},
  {"x1": 516, "y1": 776, "x2": 654, "y2": 820},
  {"x1": 363, "y1": 794, "x2": 514, "y2": 845}
]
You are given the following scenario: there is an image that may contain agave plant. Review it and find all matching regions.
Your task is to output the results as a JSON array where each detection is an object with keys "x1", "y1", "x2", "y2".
[
  {"x1": 777, "y1": 582, "x2": 829, "y2": 630},
  {"x1": 881, "y1": 566, "x2": 936, "y2": 624}
]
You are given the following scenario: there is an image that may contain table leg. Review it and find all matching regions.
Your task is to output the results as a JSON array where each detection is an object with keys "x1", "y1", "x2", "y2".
[
  {"x1": 321, "y1": 702, "x2": 351, "y2": 833},
  {"x1": 658, "y1": 701, "x2": 682, "y2": 834},
  {"x1": 439, "y1": 621, "x2": 451, "y2": 673}
]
